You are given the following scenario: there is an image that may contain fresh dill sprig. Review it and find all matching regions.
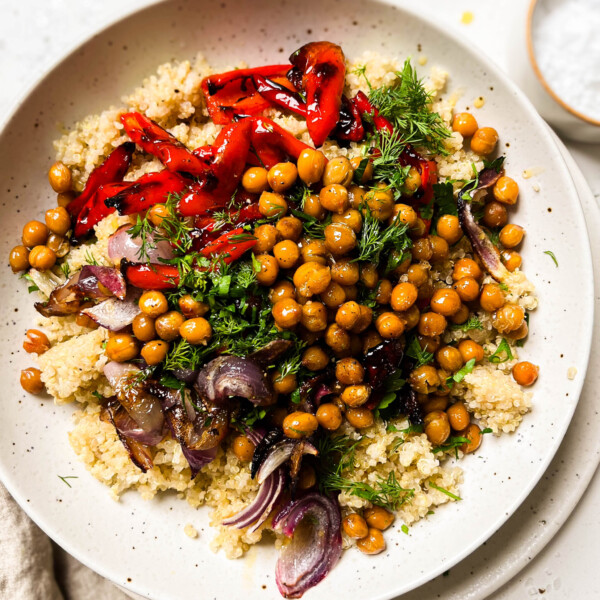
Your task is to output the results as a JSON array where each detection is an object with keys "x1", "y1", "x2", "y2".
[
  {"x1": 290, "y1": 208, "x2": 331, "y2": 239},
  {"x1": 83, "y1": 248, "x2": 99, "y2": 266},
  {"x1": 57, "y1": 475, "x2": 78, "y2": 488},
  {"x1": 127, "y1": 214, "x2": 156, "y2": 262},
  {"x1": 368, "y1": 58, "x2": 451, "y2": 155},
  {"x1": 428, "y1": 481, "x2": 462, "y2": 501},
  {"x1": 163, "y1": 338, "x2": 216, "y2": 372},
  {"x1": 275, "y1": 342, "x2": 306, "y2": 381},
  {"x1": 451, "y1": 315, "x2": 483, "y2": 332},
  {"x1": 353, "y1": 210, "x2": 411, "y2": 264},
  {"x1": 370, "y1": 130, "x2": 412, "y2": 197}
]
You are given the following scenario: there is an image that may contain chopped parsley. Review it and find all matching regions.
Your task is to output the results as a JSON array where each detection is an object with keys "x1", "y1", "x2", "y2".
[
  {"x1": 451, "y1": 315, "x2": 483, "y2": 332},
  {"x1": 406, "y1": 335, "x2": 434, "y2": 367},
  {"x1": 431, "y1": 182, "x2": 457, "y2": 217},
  {"x1": 20, "y1": 273, "x2": 39, "y2": 294},
  {"x1": 488, "y1": 338, "x2": 514, "y2": 364},
  {"x1": 446, "y1": 358, "x2": 476, "y2": 387},
  {"x1": 544, "y1": 250, "x2": 558, "y2": 267},
  {"x1": 483, "y1": 156, "x2": 506, "y2": 173}
]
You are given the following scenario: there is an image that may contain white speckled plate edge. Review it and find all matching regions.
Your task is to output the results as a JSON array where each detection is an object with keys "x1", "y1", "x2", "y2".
[{"x1": 0, "y1": 1, "x2": 594, "y2": 599}]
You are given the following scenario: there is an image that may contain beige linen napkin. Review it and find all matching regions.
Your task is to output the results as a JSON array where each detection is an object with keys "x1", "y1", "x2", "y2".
[{"x1": 0, "y1": 483, "x2": 130, "y2": 600}]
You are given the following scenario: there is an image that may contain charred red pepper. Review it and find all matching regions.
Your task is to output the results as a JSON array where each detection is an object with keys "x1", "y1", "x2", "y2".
[
  {"x1": 105, "y1": 170, "x2": 187, "y2": 215},
  {"x1": 288, "y1": 42, "x2": 346, "y2": 147},
  {"x1": 67, "y1": 143, "x2": 135, "y2": 218},
  {"x1": 194, "y1": 200, "x2": 262, "y2": 247},
  {"x1": 201, "y1": 65, "x2": 291, "y2": 125},
  {"x1": 199, "y1": 228, "x2": 257, "y2": 264},
  {"x1": 252, "y1": 75, "x2": 307, "y2": 116},
  {"x1": 353, "y1": 91, "x2": 394, "y2": 135},
  {"x1": 121, "y1": 112, "x2": 208, "y2": 176},
  {"x1": 250, "y1": 117, "x2": 313, "y2": 169},
  {"x1": 334, "y1": 95, "x2": 365, "y2": 142},
  {"x1": 121, "y1": 261, "x2": 180, "y2": 290}
]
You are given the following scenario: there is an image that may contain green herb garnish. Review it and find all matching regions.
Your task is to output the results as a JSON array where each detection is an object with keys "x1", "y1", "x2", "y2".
[
  {"x1": 488, "y1": 338, "x2": 513, "y2": 364},
  {"x1": 544, "y1": 250, "x2": 558, "y2": 267},
  {"x1": 428, "y1": 481, "x2": 462, "y2": 501},
  {"x1": 451, "y1": 315, "x2": 483, "y2": 332},
  {"x1": 57, "y1": 475, "x2": 78, "y2": 488}
]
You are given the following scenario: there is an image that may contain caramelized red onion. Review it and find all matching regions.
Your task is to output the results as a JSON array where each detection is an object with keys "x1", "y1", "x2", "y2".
[
  {"x1": 251, "y1": 428, "x2": 283, "y2": 479},
  {"x1": 222, "y1": 467, "x2": 286, "y2": 532},
  {"x1": 77, "y1": 265, "x2": 127, "y2": 299},
  {"x1": 273, "y1": 493, "x2": 342, "y2": 598},
  {"x1": 82, "y1": 288, "x2": 142, "y2": 331},
  {"x1": 107, "y1": 224, "x2": 175, "y2": 264},
  {"x1": 256, "y1": 439, "x2": 318, "y2": 485},
  {"x1": 196, "y1": 356, "x2": 275, "y2": 407},
  {"x1": 249, "y1": 339, "x2": 294, "y2": 368}
]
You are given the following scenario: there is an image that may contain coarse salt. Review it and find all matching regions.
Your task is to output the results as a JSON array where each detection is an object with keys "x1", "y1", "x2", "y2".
[{"x1": 532, "y1": 0, "x2": 600, "y2": 121}]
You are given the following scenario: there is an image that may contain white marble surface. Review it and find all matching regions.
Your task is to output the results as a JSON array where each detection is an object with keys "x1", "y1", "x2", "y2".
[{"x1": 1, "y1": 1, "x2": 598, "y2": 599}]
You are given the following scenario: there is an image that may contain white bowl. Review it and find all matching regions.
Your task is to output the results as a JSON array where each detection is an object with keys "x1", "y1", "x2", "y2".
[{"x1": 0, "y1": 1, "x2": 594, "y2": 599}]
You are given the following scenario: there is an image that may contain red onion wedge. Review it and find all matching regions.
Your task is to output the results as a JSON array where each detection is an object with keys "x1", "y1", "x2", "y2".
[
  {"x1": 108, "y1": 224, "x2": 175, "y2": 264},
  {"x1": 249, "y1": 339, "x2": 294, "y2": 368},
  {"x1": 273, "y1": 493, "x2": 343, "y2": 599},
  {"x1": 78, "y1": 265, "x2": 127, "y2": 300},
  {"x1": 196, "y1": 356, "x2": 275, "y2": 407},
  {"x1": 222, "y1": 467, "x2": 286, "y2": 533},
  {"x1": 82, "y1": 287, "x2": 142, "y2": 331},
  {"x1": 256, "y1": 439, "x2": 318, "y2": 485}
]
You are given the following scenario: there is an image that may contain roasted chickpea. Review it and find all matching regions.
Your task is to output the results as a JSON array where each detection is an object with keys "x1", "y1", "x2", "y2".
[
  {"x1": 335, "y1": 301, "x2": 362, "y2": 331},
  {"x1": 360, "y1": 263, "x2": 379, "y2": 289},
  {"x1": 297, "y1": 148, "x2": 327, "y2": 185},
  {"x1": 272, "y1": 298, "x2": 302, "y2": 329},
  {"x1": 139, "y1": 290, "x2": 169, "y2": 318},
  {"x1": 325, "y1": 323, "x2": 351, "y2": 353},
  {"x1": 375, "y1": 312, "x2": 405, "y2": 339},
  {"x1": 412, "y1": 216, "x2": 427, "y2": 238},
  {"x1": 459, "y1": 423, "x2": 482, "y2": 454},
  {"x1": 471, "y1": 126, "x2": 498, "y2": 155},
  {"x1": 411, "y1": 237, "x2": 433, "y2": 262},
  {"x1": 22, "y1": 220, "x2": 48, "y2": 247},
  {"x1": 409, "y1": 365, "x2": 440, "y2": 394},
  {"x1": 323, "y1": 156, "x2": 353, "y2": 187},
  {"x1": 342, "y1": 284, "x2": 358, "y2": 301},
  {"x1": 302, "y1": 346, "x2": 330, "y2": 371},
  {"x1": 493, "y1": 176, "x2": 519, "y2": 205},
  {"x1": 399, "y1": 304, "x2": 420, "y2": 331},
  {"x1": 48, "y1": 161, "x2": 72, "y2": 193},
  {"x1": 28, "y1": 245, "x2": 56, "y2": 270},
  {"x1": 430, "y1": 288, "x2": 462, "y2": 316},
  {"x1": 458, "y1": 339, "x2": 484, "y2": 363},
  {"x1": 502, "y1": 250, "x2": 522, "y2": 272},
  {"x1": 293, "y1": 261, "x2": 331, "y2": 297},
  {"x1": 303, "y1": 193, "x2": 326, "y2": 220},
  {"x1": 350, "y1": 156, "x2": 374, "y2": 183},
  {"x1": 155, "y1": 311, "x2": 185, "y2": 342},
  {"x1": 46, "y1": 233, "x2": 69, "y2": 258},
  {"x1": 417, "y1": 334, "x2": 441, "y2": 354},
  {"x1": 375, "y1": 279, "x2": 393, "y2": 305},
  {"x1": 436, "y1": 346, "x2": 464, "y2": 372},
  {"x1": 389, "y1": 283, "x2": 417, "y2": 313},
  {"x1": 345, "y1": 407, "x2": 374, "y2": 429},
  {"x1": 258, "y1": 191, "x2": 287, "y2": 218},
  {"x1": 364, "y1": 184, "x2": 394, "y2": 221},
  {"x1": 483, "y1": 200, "x2": 508, "y2": 228},
  {"x1": 320, "y1": 281, "x2": 346, "y2": 308},
  {"x1": 283, "y1": 411, "x2": 319, "y2": 439},
  {"x1": 512, "y1": 361, "x2": 539, "y2": 386},
  {"x1": 447, "y1": 402, "x2": 470, "y2": 431},
  {"x1": 319, "y1": 184, "x2": 349, "y2": 214},
  {"x1": 424, "y1": 411, "x2": 451, "y2": 445},
  {"x1": 332, "y1": 208, "x2": 363, "y2": 233},
  {"x1": 270, "y1": 281, "x2": 296, "y2": 304},
  {"x1": 268, "y1": 162, "x2": 298, "y2": 192},
  {"x1": 479, "y1": 284, "x2": 505, "y2": 313},
  {"x1": 273, "y1": 240, "x2": 300, "y2": 269},
  {"x1": 451, "y1": 304, "x2": 470, "y2": 325},
  {"x1": 389, "y1": 203, "x2": 418, "y2": 229},
  {"x1": 56, "y1": 191, "x2": 75, "y2": 208},
  {"x1": 273, "y1": 371, "x2": 298, "y2": 395},
  {"x1": 452, "y1": 112, "x2": 479, "y2": 137},
  {"x1": 499, "y1": 224, "x2": 524, "y2": 248},
  {"x1": 330, "y1": 258, "x2": 359, "y2": 285},
  {"x1": 453, "y1": 277, "x2": 480, "y2": 303},
  {"x1": 401, "y1": 166, "x2": 422, "y2": 196},
  {"x1": 44, "y1": 206, "x2": 71, "y2": 236},
  {"x1": 300, "y1": 239, "x2": 328, "y2": 265},
  {"x1": 23, "y1": 329, "x2": 51, "y2": 354},
  {"x1": 342, "y1": 513, "x2": 369, "y2": 539},
  {"x1": 436, "y1": 214, "x2": 463, "y2": 245},
  {"x1": 429, "y1": 235, "x2": 450, "y2": 263},
  {"x1": 178, "y1": 295, "x2": 209, "y2": 318},
  {"x1": 301, "y1": 301, "x2": 328, "y2": 332},
  {"x1": 507, "y1": 321, "x2": 529, "y2": 341},
  {"x1": 357, "y1": 528, "x2": 386, "y2": 555},
  {"x1": 132, "y1": 314, "x2": 156, "y2": 342},
  {"x1": 148, "y1": 204, "x2": 169, "y2": 228},
  {"x1": 407, "y1": 264, "x2": 429, "y2": 287},
  {"x1": 492, "y1": 303, "x2": 525, "y2": 333},
  {"x1": 276, "y1": 216, "x2": 303, "y2": 241},
  {"x1": 232, "y1": 436, "x2": 255, "y2": 462},
  {"x1": 253, "y1": 224, "x2": 279, "y2": 254},
  {"x1": 418, "y1": 312, "x2": 447, "y2": 337},
  {"x1": 20, "y1": 367, "x2": 44, "y2": 394},
  {"x1": 256, "y1": 254, "x2": 280, "y2": 286},
  {"x1": 423, "y1": 395, "x2": 449, "y2": 413},
  {"x1": 336, "y1": 358, "x2": 364, "y2": 385},
  {"x1": 452, "y1": 258, "x2": 482, "y2": 281},
  {"x1": 9, "y1": 245, "x2": 29, "y2": 272},
  {"x1": 242, "y1": 167, "x2": 269, "y2": 194},
  {"x1": 106, "y1": 334, "x2": 139, "y2": 362},
  {"x1": 180, "y1": 317, "x2": 212, "y2": 345},
  {"x1": 324, "y1": 223, "x2": 356, "y2": 256},
  {"x1": 364, "y1": 506, "x2": 394, "y2": 531},
  {"x1": 141, "y1": 340, "x2": 168, "y2": 365},
  {"x1": 347, "y1": 185, "x2": 367, "y2": 209},
  {"x1": 316, "y1": 403, "x2": 343, "y2": 431}
]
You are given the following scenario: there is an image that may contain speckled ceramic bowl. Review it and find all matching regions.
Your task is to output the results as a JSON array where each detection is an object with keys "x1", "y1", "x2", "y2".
[{"x1": 0, "y1": 1, "x2": 593, "y2": 599}]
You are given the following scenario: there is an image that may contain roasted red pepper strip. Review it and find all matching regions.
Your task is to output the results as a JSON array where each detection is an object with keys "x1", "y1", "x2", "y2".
[
  {"x1": 252, "y1": 75, "x2": 307, "y2": 116},
  {"x1": 73, "y1": 182, "x2": 129, "y2": 241},
  {"x1": 353, "y1": 91, "x2": 394, "y2": 135},
  {"x1": 199, "y1": 228, "x2": 257, "y2": 264},
  {"x1": 121, "y1": 261, "x2": 180, "y2": 290},
  {"x1": 202, "y1": 65, "x2": 291, "y2": 125},
  {"x1": 194, "y1": 201, "x2": 262, "y2": 248},
  {"x1": 334, "y1": 95, "x2": 365, "y2": 142},
  {"x1": 67, "y1": 143, "x2": 135, "y2": 218},
  {"x1": 250, "y1": 117, "x2": 313, "y2": 169},
  {"x1": 121, "y1": 112, "x2": 208, "y2": 176},
  {"x1": 288, "y1": 42, "x2": 346, "y2": 147},
  {"x1": 105, "y1": 170, "x2": 187, "y2": 215}
]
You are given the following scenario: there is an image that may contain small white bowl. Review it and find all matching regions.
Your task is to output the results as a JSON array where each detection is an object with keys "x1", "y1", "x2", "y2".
[{"x1": 524, "y1": 0, "x2": 600, "y2": 143}]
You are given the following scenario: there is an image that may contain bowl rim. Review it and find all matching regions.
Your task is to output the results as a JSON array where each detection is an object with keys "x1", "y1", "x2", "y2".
[
  {"x1": 0, "y1": 1, "x2": 594, "y2": 599},
  {"x1": 526, "y1": 0, "x2": 600, "y2": 127}
]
